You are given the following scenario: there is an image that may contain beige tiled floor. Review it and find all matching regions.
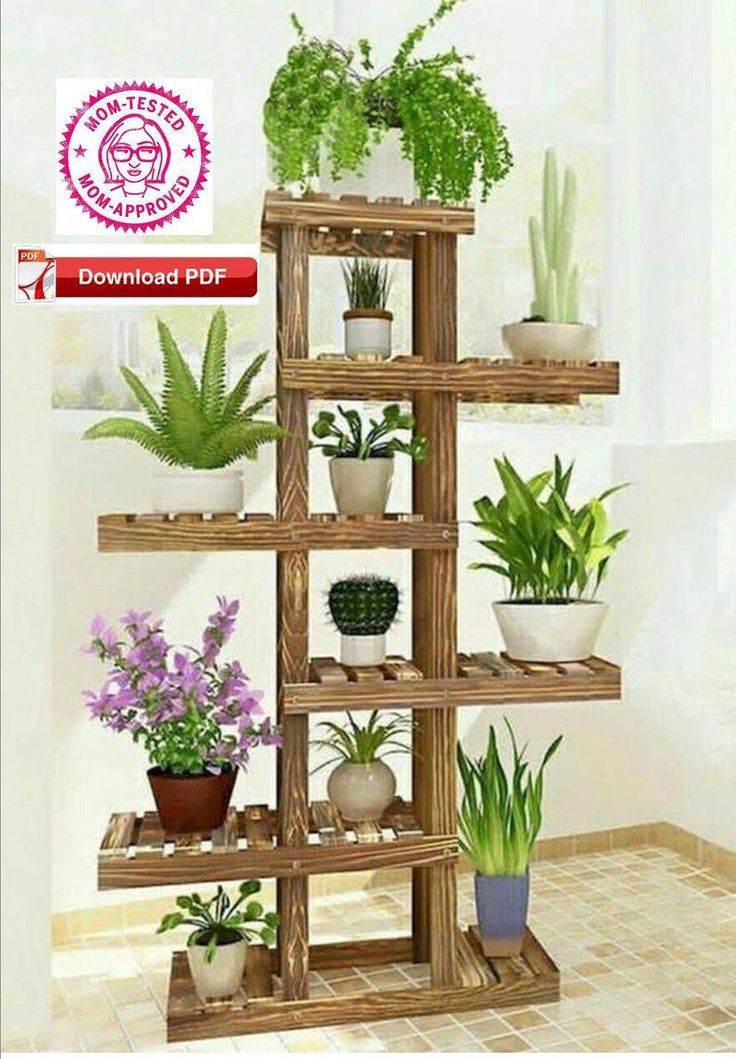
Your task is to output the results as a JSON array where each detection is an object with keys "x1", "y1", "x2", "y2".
[{"x1": 3, "y1": 846, "x2": 734, "y2": 1053}]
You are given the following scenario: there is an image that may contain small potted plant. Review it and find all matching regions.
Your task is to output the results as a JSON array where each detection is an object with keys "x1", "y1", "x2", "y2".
[
  {"x1": 458, "y1": 720, "x2": 562, "y2": 956},
  {"x1": 471, "y1": 456, "x2": 628, "y2": 662},
  {"x1": 311, "y1": 403, "x2": 427, "y2": 516},
  {"x1": 157, "y1": 881, "x2": 278, "y2": 1001},
  {"x1": 83, "y1": 599, "x2": 280, "y2": 833},
  {"x1": 342, "y1": 259, "x2": 393, "y2": 360},
  {"x1": 84, "y1": 309, "x2": 285, "y2": 513},
  {"x1": 312, "y1": 711, "x2": 413, "y2": 822},
  {"x1": 502, "y1": 148, "x2": 600, "y2": 362},
  {"x1": 327, "y1": 574, "x2": 400, "y2": 666}
]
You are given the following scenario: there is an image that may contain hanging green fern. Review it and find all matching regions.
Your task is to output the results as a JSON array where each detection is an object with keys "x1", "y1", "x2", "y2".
[{"x1": 84, "y1": 310, "x2": 286, "y2": 469}]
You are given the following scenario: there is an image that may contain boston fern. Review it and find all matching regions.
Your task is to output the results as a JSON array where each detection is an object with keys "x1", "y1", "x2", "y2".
[
  {"x1": 84, "y1": 309, "x2": 285, "y2": 468},
  {"x1": 264, "y1": 0, "x2": 513, "y2": 203}
]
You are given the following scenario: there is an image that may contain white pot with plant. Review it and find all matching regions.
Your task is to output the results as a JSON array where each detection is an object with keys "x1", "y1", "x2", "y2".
[
  {"x1": 156, "y1": 881, "x2": 278, "y2": 1001},
  {"x1": 327, "y1": 574, "x2": 400, "y2": 666},
  {"x1": 458, "y1": 720, "x2": 562, "y2": 956},
  {"x1": 471, "y1": 455, "x2": 628, "y2": 662},
  {"x1": 84, "y1": 309, "x2": 285, "y2": 513},
  {"x1": 502, "y1": 148, "x2": 600, "y2": 363},
  {"x1": 311, "y1": 403, "x2": 427, "y2": 516},
  {"x1": 312, "y1": 710, "x2": 413, "y2": 823},
  {"x1": 342, "y1": 259, "x2": 393, "y2": 360}
]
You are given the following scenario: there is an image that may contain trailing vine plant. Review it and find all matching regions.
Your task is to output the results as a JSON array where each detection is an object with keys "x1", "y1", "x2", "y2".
[{"x1": 263, "y1": 0, "x2": 513, "y2": 203}]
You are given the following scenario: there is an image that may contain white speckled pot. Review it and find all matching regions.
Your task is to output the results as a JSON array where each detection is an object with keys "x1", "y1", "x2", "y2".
[
  {"x1": 493, "y1": 600, "x2": 609, "y2": 662},
  {"x1": 329, "y1": 457, "x2": 394, "y2": 516},
  {"x1": 327, "y1": 760, "x2": 397, "y2": 823},
  {"x1": 344, "y1": 310, "x2": 392, "y2": 360},
  {"x1": 152, "y1": 469, "x2": 242, "y2": 514},
  {"x1": 187, "y1": 936, "x2": 247, "y2": 1001},
  {"x1": 502, "y1": 322, "x2": 600, "y2": 363}
]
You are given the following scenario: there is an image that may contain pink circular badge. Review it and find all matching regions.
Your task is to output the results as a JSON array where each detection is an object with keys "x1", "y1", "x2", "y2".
[{"x1": 58, "y1": 81, "x2": 211, "y2": 233}]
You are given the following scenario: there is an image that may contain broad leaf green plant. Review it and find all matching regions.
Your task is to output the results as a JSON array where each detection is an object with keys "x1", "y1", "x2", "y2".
[
  {"x1": 84, "y1": 309, "x2": 285, "y2": 468},
  {"x1": 157, "y1": 881, "x2": 279, "y2": 964},
  {"x1": 263, "y1": 0, "x2": 513, "y2": 203},
  {"x1": 311, "y1": 710, "x2": 413, "y2": 773},
  {"x1": 457, "y1": 720, "x2": 562, "y2": 876},
  {"x1": 472, "y1": 455, "x2": 628, "y2": 602},
  {"x1": 311, "y1": 404, "x2": 427, "y2": 462}
]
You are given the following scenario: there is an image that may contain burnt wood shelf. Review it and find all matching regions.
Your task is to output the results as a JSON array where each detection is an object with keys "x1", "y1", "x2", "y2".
[
  {"x1": 96, "y1": 513, "x2": 457, "y2": 553},
  {"x1": 280, "y1": 356, "x2": 619, "y2": 404},
  {"x1": 166, "y1": 928, "x2": 559, "y2": 1041},
  {"x1": 261, "y1": 190, "x2": 475, "y2": 238},
  {"x1": 281, "y1": 652, "x2": 621, "y2": 714},
  {"x1": 97, "y1": 798, "x2": 455, "y2": 890}
]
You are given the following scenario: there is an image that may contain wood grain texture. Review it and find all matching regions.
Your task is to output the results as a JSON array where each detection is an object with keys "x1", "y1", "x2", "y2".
[
  {"x1": 262, "y1": 191, "x2": 475, "y2": 235},
  {"x1": 279, "y1": 357, "x2": 619, "y2": 402},
  {"x1": 166, "y1": 928, "x2": 558, "y2": 1041},
  {"x1": 262, "y1": 224, "x2": 413, "y2": 259}
]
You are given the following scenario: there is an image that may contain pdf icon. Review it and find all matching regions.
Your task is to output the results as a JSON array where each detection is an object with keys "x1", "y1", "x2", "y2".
[{"x1": 14, "y1": 247, "x2": 56, "y2": 302}]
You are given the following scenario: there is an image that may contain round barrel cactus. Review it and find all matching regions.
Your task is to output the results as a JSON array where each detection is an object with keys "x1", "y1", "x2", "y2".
[{"x1": 328, "y1": 576, "x2": 400, "y2": 636}]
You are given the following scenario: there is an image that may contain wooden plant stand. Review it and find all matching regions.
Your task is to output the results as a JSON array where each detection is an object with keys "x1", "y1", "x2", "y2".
[{"x1": 96, "y1": 191, "x2": 621, "y2": 1040}]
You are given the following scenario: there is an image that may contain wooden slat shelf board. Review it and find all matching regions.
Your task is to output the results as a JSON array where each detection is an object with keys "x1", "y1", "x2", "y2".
[
  {"x1": 282, "y1": 653, "x2": 621, "y2": 714},
  {"x1": 166, "y1": 928, "x2": 559, "y2": 1041},
  {"x1": 98, "y1": 799, "x2": 454, "y2": 890},
  {"x1": 262, "y1": 224, "x2": 413, "y2": 259},
  {"x1": 262, "y1": 190, "x2": 475, "y2": 236},
  {"x1": 97, "y1": 513, "x2": 456, "y2": 553},
  {"x1": 280, "y1": 356, "x2": 620, "y2": 404}
]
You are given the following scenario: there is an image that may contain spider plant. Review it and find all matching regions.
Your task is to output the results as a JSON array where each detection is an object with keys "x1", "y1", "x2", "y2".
[
  {"x1": 156, "y1": 881, "x2": 279, "y2": 963},
  {"x1": 84, "y1": 309, "x2": 285, "y2": 468},
  {"x1": 311, "y1": 404, "x2": 427, "y2": 461},
  {"x1": 311, "y1": 711, "x2": 413, "y2": 772},
  {"x1": 457, "y1": 720, "x2": 562, "y2": 876},
  {"x1": 342, "y1": 259, "x2": 392, "y2": 311},
  {"x1": 472, "y1": 455, "x2": 628, "y2": 601}
]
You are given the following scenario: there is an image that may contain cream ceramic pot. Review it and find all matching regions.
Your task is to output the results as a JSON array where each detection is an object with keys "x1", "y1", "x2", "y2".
[
  {"x1": 187, "y1": 936, "x2": 248, "y2": 1000},
  {"x1": 319, "y1": 130, "x2": 416, "y2": 201},
  {"x1": 340, "y1": 633, "x2": 386, "y2": 667},
  {"x1": 327, "y1": 760, "x2": 397, "y2": 822},
  {"x1": 344, "y1": 310, "x2": 392, "y2": 360},
  {"x1": 329, "y1": 457, "x2": 393, "y2": 516},
  {"x1": 493, "y1": 600, "x2": 609, "y2": 663},
  {"x1": 502, "y1": 322, "x2": 600, "y2": 363},
  {"x1": 152, "y1": 469, "x2": 243, "y2": 514}
]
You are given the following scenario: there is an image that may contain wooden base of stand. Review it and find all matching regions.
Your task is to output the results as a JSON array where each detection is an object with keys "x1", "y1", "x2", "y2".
[{"x1": 166, "y1": 928, "x2": 559, "y2": 1042}]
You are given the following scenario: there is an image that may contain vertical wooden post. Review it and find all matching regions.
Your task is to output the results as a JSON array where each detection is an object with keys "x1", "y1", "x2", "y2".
[
  {"x1": 276, "y1": 225, "x2": 310, "y2": 1000},
  {"x1": 411, "y1": 232, "x2": 458, "y2": 986}
]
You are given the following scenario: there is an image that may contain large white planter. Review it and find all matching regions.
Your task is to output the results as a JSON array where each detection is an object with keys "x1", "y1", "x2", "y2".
[
  {"x1": 187, "y1": 936, "x2": 248, "y2": 1001},
  {"x1": 340, "y1": 633, "x2": 386, "y2": 667},
  {"x1": 327, "y1": 760, "x2": 397, "y2": 822},
  {"x1": 493, "y1": 600, "x2": 609, "y2": 663},
  {"x1": 152, "y1": 469, "x2": 243, "y2": 514},
  {"x1": 319, "y1": 130, "x2": 416, "y2": 202},
  {"x1": 329, "y1": 457, "x2": 394, "y2": 516},
  {"x1": 502, "y1": 322, "x2": 600, "y2": 363},
  {"x1": 344, "y1": 310, "x2": 392, "y2": 360}
]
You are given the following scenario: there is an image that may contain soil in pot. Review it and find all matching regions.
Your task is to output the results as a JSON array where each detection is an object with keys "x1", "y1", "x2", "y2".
[
  {"x1": 474, "y1": 872, "x2": 529, "y2": 957},
  {"x1": 147, "y1": 767, "x2": 236, "y2": 833},
  {"x1": 327, "y1": 760, "x2": 396, "y2": 822},
  {"x1": 329, "y1": 456, "x2": 394, "y2": 516},
  {"x1": 187, "y1": 931, "x2": 248, "y2": 1000},
  {"x1": 493, "y1": 599, "x2": 608, "y2": 663}
]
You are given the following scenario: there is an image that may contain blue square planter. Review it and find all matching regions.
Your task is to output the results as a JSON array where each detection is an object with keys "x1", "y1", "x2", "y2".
[{"x1": 474, "y1": 871, "x2": 529, "y2": 956}]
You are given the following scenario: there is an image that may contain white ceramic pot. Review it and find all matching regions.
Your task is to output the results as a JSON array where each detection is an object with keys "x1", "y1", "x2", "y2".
[
  {"x1": 493, "y1": 600, "x2": 609, "y2": 663},
  {"x1": 502, "y1": 322, "x2": 600, "y2": 363},
  {"x1": 152, "y1": 469, "x2": 243, "y2": 514},
  {"x1": 340, "y1": 633, "x2": 386, "y2": 667},
  {"x1": 187, "y1": 936, "x2": 247, "y2": 1001},
  {"x1": 327, "y1": 760, "x2": 397, "y2": 822},
  {"x1": 344, "y1": 310, "x2": 392, "y2": 360},
  {"x1": 320, "y1": 130, "x2": 416, "y2": 202},
  {"x1": 329, "y1": 457, "x2": 394, "y2": 516}
]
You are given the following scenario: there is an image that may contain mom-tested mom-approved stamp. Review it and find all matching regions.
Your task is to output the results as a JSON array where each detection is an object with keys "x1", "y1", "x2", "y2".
[{"x1": 57, "y1": 79, "x2": 212, "y2": 235}]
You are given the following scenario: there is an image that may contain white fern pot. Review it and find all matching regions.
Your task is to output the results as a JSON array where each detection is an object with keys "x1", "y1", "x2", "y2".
[
  {"x1": 187, "y1": 937, "x2": 247, "y2": 1001},
  {"x1": 493, "y1": 600, "x2": 609, "y2": 663},
  {"x1": 340, "y1": 633, "x2": 386, "y2": 667},
  {"x1": 327, "y1": 760, "x2": 396, "y2": 823},
  {"x1": 502, "y1": 322, "x2": 600, "y2": 363},
  {"x1": 152, "y1": 469, "x2": 243, "y2": 514},
  {"x1": 329, "y1": 457, "x2": 394, "y2": 516},
  {"x1": 319, "y1": 129, "x2": 416, "y2": 201},
  {"x1": 344, "y1": 310, "x2": 392, "y2": 360}
]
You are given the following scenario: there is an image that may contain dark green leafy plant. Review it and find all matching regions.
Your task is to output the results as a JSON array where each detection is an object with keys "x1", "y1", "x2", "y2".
[
  {"x1": 311, "y1": 404, "x2": 427, "y2": 461},
  {"x1": 328, "y1": 575, "x2": 400, "y2": 636},
  {"x1": 472, "y1": 456, "x2": 628, "y2": 602},
  {"x1": 457, "y1": 719, "x2": 562, "y2": 876},
  {"x1": 263, "y1": 1, "x2": 513, "y2": 203},
  {"x1": 342, "y1": 259, "x2": 392, "y2": 311},
  {"x1": 311, "y1": 710, "x2": 413, "y2": 772},
  {"x1": 83, "y1": 309, "x2": 285, "y2": 468},
  {"x1": 157, "y1": 881, "x2": 279, "y2": 964}
]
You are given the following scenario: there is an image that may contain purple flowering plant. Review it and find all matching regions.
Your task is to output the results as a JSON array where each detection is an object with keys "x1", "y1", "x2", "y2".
[{"x1": 83, "y1": 597, "x2": 280, "y2": 775}]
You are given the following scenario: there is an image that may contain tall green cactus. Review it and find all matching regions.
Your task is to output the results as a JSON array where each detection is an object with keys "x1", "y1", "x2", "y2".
[{"x1": 528, "y1": 148, "x2": 581, "y2": 323}]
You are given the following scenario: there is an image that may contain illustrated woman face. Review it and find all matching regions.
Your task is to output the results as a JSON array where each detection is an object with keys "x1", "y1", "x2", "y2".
[{"x1": 111, "y1": 130, "x2": 159, "y2": 185}]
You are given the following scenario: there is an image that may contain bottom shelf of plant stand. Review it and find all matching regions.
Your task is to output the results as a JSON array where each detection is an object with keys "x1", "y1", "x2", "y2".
[{"x1": 166, "y1": 929, "x2": 560, "y2": 1041}]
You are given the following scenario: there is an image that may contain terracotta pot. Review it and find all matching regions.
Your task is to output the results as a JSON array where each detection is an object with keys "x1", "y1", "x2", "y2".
[
  {"x1": 501, "y1": 321, "x2": 600, "y2": 363},
  {"x1": 329, "y1": 456, "x2": 394, "y2": 516},
  {"x1": 493, "y1": 600, "x2": 608, "y2": 663},
  {"x1": 147, "y1": 767, "x2": 236, "y2": 833},
  {"x1": 474, "y1": 872, "x2": 529, "y2": 956},
  {"x1": 187, "y1": 934, "x2": 248, "y2": 1000},
  {"x1": 327, "y1": 760, "x2": 396, "y2": 822},
  {"x1": 344, "y1": 309, "x2": 392, "y2": 360}
]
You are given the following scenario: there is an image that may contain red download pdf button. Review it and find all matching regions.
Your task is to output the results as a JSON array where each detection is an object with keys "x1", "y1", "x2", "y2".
[{"x1": 55, "y1": 256, "x2": 257, "y2": 299}]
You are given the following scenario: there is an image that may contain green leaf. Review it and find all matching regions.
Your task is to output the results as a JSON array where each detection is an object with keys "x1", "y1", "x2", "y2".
[
  {"x1": 200, "y1": 308, "x2": 227, "y2": 422},
  {"x1": 221, "y1": 351, "x2": 270, "y2": 422},
  {"x1": 197, "y1": 420, "x2": 286, "y2": 469},
  {"x1": 164, "y1": 394, "x2": 210, "y2": 467},
  {"x1": 119, "y1": 367, "x2": 165, "y2": 429},
  {"x1": 83, "y1": 418, "x2": 180, "y2": 466},
  {"x1": 157, "y1": 318, "x2": 199, "y2": 407}
]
